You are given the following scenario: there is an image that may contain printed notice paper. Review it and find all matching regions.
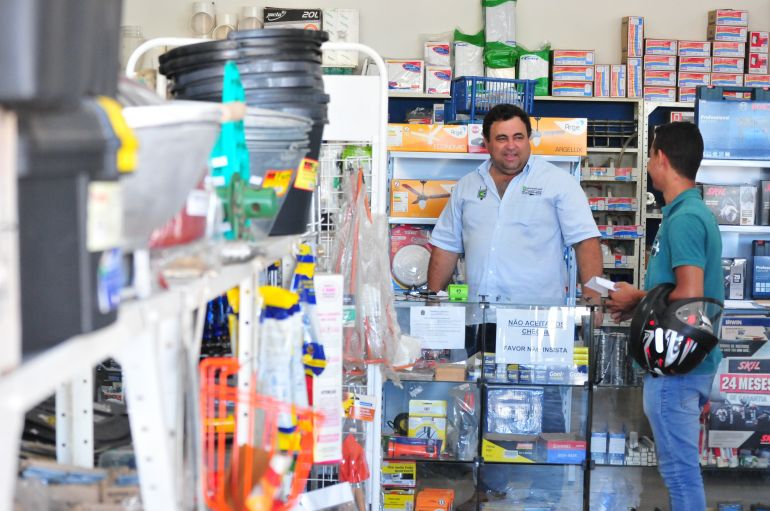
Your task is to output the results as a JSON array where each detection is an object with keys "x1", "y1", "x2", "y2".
[
  {"x1": 409, "y1": 306, "x2": 465, "y2": 349},
  {"x1": 495, "y1": 308, "x2": 575, "y2": 365}
]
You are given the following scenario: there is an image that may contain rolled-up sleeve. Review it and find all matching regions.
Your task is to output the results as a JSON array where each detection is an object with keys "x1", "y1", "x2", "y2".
[
  {"x1": 556, "y1": 174, "x2": 601, "y2": 247},
  {"x1": 430, "y1": 182, "x2": 464, "y2": 253}
]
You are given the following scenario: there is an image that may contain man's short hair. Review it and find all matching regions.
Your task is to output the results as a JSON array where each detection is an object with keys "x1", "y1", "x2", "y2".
[
  {"x1": 482, "y1": 104, "x2": 532, "y2": 140},
  {"x1": 652, "y1": 122, "x2": 704, "y2": 180}
]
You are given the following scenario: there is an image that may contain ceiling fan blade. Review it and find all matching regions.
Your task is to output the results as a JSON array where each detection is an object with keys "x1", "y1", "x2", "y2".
[{"x1": 402, "y1": 184, "x2": 421, "y2": 195}]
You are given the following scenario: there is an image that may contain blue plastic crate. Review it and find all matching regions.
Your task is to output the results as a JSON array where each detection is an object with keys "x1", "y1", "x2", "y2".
[{"x1": 447, "y1": 76, "x2": 535, "y2": 123}]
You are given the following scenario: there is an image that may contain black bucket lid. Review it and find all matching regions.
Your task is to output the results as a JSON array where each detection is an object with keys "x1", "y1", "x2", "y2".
[
  {"x1": 159, "y1": 39, "x2": 238, "y2": 64},
  {"x1": 160, "y1": 45, "x2": 322, "y2": 77},
  {"x1": 229, "y1": 28, "x2": 329, "y2": 43},
  {"x1": 172, "y1": 74, "x2": 324, "y2": 96},
  {"x1": 171, "y1": 61, "x2": 322, "y2": 88}
]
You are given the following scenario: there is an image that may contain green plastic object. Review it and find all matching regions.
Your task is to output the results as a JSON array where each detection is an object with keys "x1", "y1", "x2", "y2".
[
  {"x1": 217, "y1": 174, "x2": 277, "y2": 240},
  {"x1": 482, "y1": 0, "x2": 516, "y2": 7},
  {"x1": 453, "y1": 28, "x2": 485, "y2": 47},
  {"x1": 484, "y1": 41, "x2": 524, "y2": 69},
  {"x1": 517, "y1": 44, "x2": 551, "y2": 96},
  {"x1": 448, "y1": 284, "x2": 469, "y2": 302},
  {"x1": 208, "y1": 61, "x2": 254, "y2": 239}
]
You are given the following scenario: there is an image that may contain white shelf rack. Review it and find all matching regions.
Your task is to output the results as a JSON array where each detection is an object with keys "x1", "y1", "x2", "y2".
[{"x1": 0, "y1": 235, "x2": 299, "y2": 511}]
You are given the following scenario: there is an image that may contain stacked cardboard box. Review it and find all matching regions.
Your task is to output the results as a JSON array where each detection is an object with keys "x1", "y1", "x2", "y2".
[
  {"x1": 550, "y1": 50, "x2": 595, "y2": 96},
  {"x1": 621, "y1": 16, "x2": 644, "y2": 98},
  {"x1": 746, "y1": 30, "x2": 770, "y2": 88},
  {"x1": 702, "y1": 10, "x2": 749, "y2": 100}
]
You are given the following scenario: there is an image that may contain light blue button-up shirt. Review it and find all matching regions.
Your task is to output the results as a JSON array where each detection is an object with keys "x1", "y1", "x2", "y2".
[{"x1": 430, "y1": 156, "x2": 600, "y2": 305}]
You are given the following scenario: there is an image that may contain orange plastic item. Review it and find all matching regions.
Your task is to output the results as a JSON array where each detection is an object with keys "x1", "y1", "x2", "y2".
[
  {"x1": 199, "y1": 357, "x2": 319, "y2": 511},
  {"x1": 339, "y1": 434, "x2": 370, "y2": 483}
]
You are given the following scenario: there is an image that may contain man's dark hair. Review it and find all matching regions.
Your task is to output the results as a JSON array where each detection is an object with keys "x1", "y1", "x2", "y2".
[
  {"x1": 482, "y1": 103, "x2": 532, "y2": 140},
  {"x1": 651, "y1": 122, "x2": 704, "y2": 180}
]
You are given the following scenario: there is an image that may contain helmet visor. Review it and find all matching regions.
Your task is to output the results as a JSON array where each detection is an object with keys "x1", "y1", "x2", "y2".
[{"x1": 671, "y1": 299, "x2": 723, "y2": 337}]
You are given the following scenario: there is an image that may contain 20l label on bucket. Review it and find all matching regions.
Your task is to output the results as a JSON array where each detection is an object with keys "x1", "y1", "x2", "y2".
[{"x1": 294, "y1": 158, "x2": 319, "y2": 192}]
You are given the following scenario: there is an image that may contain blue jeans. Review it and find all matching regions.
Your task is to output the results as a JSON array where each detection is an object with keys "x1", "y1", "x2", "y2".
[{"x1": 643, "y1": 373, "x2": 714, "y2": 511}]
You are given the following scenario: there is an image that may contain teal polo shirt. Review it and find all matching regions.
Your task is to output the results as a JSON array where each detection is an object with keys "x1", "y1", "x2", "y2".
[{"x1": 644, "y1": 187, "x2": 723, "y2": 375}]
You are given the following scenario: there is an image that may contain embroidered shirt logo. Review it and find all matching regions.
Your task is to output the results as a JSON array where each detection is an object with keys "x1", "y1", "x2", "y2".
[
  {"x1": 521, "y1": 186, "x2": 543, "y2": 196},
  {"x1": 650, "y1": 237, "x2": 660, "y2": 258},
  {"x1": 478, "y1": 186, "x2": 487, "y2": 200}
]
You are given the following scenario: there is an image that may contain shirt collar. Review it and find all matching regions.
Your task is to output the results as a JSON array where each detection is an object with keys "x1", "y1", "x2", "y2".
[
  {"x1": 479, "y1": 156, "x2": 534, "y2": 179},
  {"x1": 661, "y1": 187, "x2": 701, "y2": 215}
]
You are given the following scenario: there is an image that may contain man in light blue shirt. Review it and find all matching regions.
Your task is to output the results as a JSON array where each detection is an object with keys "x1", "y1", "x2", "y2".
[{"x1": 428, "y1": 104, "x2": 603, "y2": 307}]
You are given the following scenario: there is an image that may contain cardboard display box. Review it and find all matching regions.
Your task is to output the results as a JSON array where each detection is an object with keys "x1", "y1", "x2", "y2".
[
  {"x1": 387, "y1": 124, "x2": 467, "y2": 152},
  {"x1": 712, "y1": 41, "x2": 746, "y2": 57},
  {"x1": 390, "y1": 179, "x2": 456, "y2": 219},
  {"x1": 621, "y1": 16, "x2": 644, "y2": 58},
  {"x1": 678, "y1": 41, "x2": 711, "y2": 57},
  {"x1": 644, "y1": 55, "x2": 677, "y2": 71}
]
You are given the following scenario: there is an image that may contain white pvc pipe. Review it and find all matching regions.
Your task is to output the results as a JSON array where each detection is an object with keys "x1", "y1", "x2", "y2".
[{"x1": 125, "y1": 37, "x2": 204, "y2": 79}]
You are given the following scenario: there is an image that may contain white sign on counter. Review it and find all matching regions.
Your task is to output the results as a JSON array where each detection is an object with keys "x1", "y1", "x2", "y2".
[
  {"x1": 495, "y1": 308, "x2": 575, "y2": 365},
  {"x1": 409, "y1": 306, "x2": 465, "y2": 350}
]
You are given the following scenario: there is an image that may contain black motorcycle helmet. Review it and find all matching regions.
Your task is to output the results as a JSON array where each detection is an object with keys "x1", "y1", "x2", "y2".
[{"x1": 629, "y1": 283, "x2": 723, "y2": 376}]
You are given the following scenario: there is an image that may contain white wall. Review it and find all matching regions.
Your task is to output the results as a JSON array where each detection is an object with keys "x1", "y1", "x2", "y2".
[{"x1": 123, "y1": 0, "x2": 770, "y2": 63}]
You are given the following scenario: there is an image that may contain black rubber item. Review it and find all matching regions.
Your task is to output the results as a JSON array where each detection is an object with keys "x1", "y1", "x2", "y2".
[
  {"x1": 161, "y1": 48, "x2": 323, "y2": 77},
  {"x1": 171, "y1": 60, "x2": 322, "y2": 88},
  {"x1": 171, "y1": 73, "x2": 324, "y2": 96},
  {"x1": 159, "y1": 39, "x2": 238, "y2": 64}
]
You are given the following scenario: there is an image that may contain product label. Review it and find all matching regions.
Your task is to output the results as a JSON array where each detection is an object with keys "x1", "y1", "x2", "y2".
[
  {"x1": 262, "y1": 169, "x2": 293, "y2": 196},
  {"x1": 87, "y1": 181, "x2": 122, "y2": 252},
  {"x1": 185, "y1": 189, "x2": 210, "y2": 217},
  {"x1": 97, "y1": 248, "x2": 122, "y2": 314},
  {"x1": 294, "y1": 158, "x2": 318, "y2": 191}
]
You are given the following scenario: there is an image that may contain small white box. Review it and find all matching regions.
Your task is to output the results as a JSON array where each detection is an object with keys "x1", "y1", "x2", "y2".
[
  {"x1": 424, "y1": 42, "x2": 451, "y2": 67},
  {"x1": 386, "y1": 59, "x2": 424, "y2": 92},
  {"x1": 425, "y1": 66, "x2": 452, "y2": 95}
]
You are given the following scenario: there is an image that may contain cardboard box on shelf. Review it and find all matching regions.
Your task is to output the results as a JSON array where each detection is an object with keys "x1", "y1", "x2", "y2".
[
  {"x1": 644, "y1": 55, "x2": 678, "y2": 71},
  {"x1": 390, "y1": 179, "x2": 456, "y2": 218},
  {"x1": 712, "y1": 41, "x2": 746, "y2": 57},
  {"x1": 551, "y1": 65, "x2": 594, "y2": 82},
  {"x1": 761, "y1": 180, "x2": 770, "y2": 225},
  {"x1": 722, "y1": 257, "x2": 747, "y2": 299},
  {"x1": 701, "y1": 184, "x2": 756, "y2": 225},
  {"x1": 482, "y1": 435, "x2": 538, "y2": 462},
  {"x1": 541, "y1": 433, "x2": 587, "y2": 464},
  {"x1": 408, "y1": 416, "x2": 447, "y2": 451},
  {"x1": 712, "y1": 57, "x2": 745, "y2": 74},
  {"x1": 382, "y1": 461, "x2": 417, "y2": 487},
  {"x1": 263, "y1": 7, "x2": 322, "y2": 30},
  {"x1": 678, "y1": 40, "x2": 711, "y2": 57},
  {"x1": 387, "y1": 124, "x2": 467, "y2": 152},
  {"x1": 643, "y1": 70, "x2": 677, "y2": 87},
  {"x1": 594, "y1": 65, "x2": 610, "y2": 97},
  {"x1": 611, "y1": 65, "x2": 627, "y2": 97},
  {"x1": 749, "y1": 31, "x2": 770, "y2": 53},
  {"x1": 424, "y1": 41, "x2": 451, "y2": 67},
  {"x1": 386, "y1": 59, "x2": 424, "y2": 92},
  {"x1": 627, "y1": 58, "x2": 642, "y2": 98},
  {"x1": 551, "y1": 80, "x2": 593, "y2": 97},
  {"x1": 467, "y1": 124, "x2": 487, "y2": 153},
  {"x1": 744, "y1": 74, "x2": 770, "y2": 87},
  {"x1": 643, "y1": 86, "x2": 676, "y2": 101},
  {"x1": 678, "y1": 56, "x2": 712, "y2": 73},
  {"x1": 708, "y1": 9, "x2": 749, "y2": 27},
  {"x1": 622, "y1": 16, "x2": 644, "y2": 58},
  {"x1": 425, "y1": 66, "x2": 452, "y2": 95},
  {"x1": 708, "y1": 25, "x2": 748, "y2": 43},
  {"x1": 383, "y1": 491, "x2": 415, "y2": 511},
  {"x1": 552, "y1": 50, "x2": 595, "y2": 66},
  {"x1": 670, "y1": 110, "x2": 695, "y2": 123},
  {"x1": 408, "y1": 399, "x2": 447, "y2": 418},
  {"x1": 678, "y1": 72, "x2": 710, "y2": 87},
  {"x1": 415, "y1": 488, "x2": 454, "y2": 511},
  {"x1": 748, "y1": 53, "x2": 769, "y2": 74},
  {"x1": 645, "y1": 39, "x2": 678, "y2": 56},
  {"x1": 434, "y1": 363, "x2": 467, "y2": 381},
  {"x1": 711, "y1": 73, "x2": 744, "y2": 87},
  {"x1": 678, "y1": 86, "x2": 696, "y2": 103},
  {"x1": 530, "y1": 117, "x2": 587, "y2": 156}
]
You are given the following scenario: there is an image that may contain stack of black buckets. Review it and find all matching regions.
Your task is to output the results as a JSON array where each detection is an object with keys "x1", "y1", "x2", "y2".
[{"x1": 159, "y1": 28, "x2": 329, "y2": 236}]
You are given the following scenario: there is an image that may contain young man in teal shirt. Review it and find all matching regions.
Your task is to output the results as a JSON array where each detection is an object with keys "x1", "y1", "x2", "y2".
[{"x1": 607, "y1": 122, "x2": 722, "y2": 510}]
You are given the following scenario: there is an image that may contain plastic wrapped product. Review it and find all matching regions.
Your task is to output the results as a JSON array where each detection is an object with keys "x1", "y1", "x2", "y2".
[
  {"x1": 484, "y1": 0, "x2": 517, "y2": 46},
  {"x1": 424, "y1": 41, "x2": 451, "y2": 67},
  {"x1": 518, "y1": 45, "x2": 551, "y2": 96},
  {"x1": 486, "y1": 387, "x2": 544, "y2": 435},
  {"x1": 453, "y1": 29, "x2": 484, "y2": 78}
]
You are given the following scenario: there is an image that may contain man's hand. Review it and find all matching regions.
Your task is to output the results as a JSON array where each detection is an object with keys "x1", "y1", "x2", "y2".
[
  {"x1": 605, "y1": 282, "x2": 646, "y2": 322},
  {"x1": 581, "y1": 292, "x2": 604, "y2": 328}
]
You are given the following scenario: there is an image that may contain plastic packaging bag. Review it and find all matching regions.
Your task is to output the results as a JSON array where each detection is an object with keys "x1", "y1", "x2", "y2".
[
  {"x1": 483, "y1": 0, "x2": 517, "y2": 46},
  {"x1": 483, "y1": 41, "x2": 523, "y2": 69},
  {"x1": 453, "y1": 29, "x2": 484, "y2": 78},
  {"x1": 518, "y1": 44, "x2": 551, "y2": 96},
  {"x1": 446, "y1": 384, "x2": 479, "y2": 460}
]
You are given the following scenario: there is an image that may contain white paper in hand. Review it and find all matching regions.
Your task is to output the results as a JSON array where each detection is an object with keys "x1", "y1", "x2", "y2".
[{"x1": 585, "y1": 276, "x2": 617, "y2": 297}]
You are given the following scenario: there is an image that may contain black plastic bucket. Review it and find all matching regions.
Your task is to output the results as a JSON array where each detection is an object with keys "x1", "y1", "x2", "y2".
[{"x1": 229, "y1": 28, "x2": 329, "y2": 43}]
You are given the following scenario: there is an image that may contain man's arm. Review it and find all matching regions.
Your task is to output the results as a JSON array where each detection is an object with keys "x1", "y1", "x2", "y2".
[
  {"x1": 669, "y1": 265, "x2": 704, "y2": 301},
  {"x1": 574, "y1": 237, "x2": 603, "y2": 304},
  {"x1": 427, "y1": 247, "x2": 461, "y2": 292}
]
